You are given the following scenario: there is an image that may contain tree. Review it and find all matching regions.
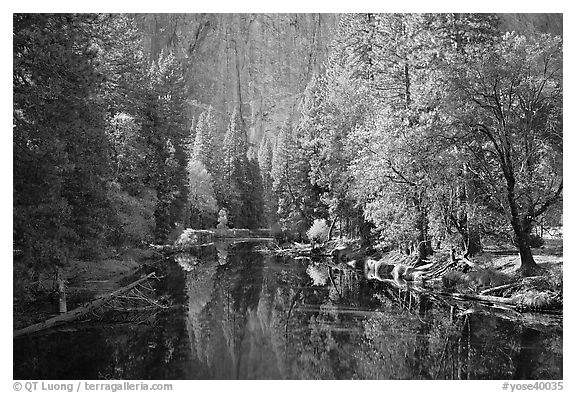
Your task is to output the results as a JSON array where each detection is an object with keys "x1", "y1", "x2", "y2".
[
  {"x1": 221, "y1": 108, "x2": 249, "y2": 227},
  {"x1": 142, "y1": 51, "x2": 189, "y2": 242},
  {"x1": 300, "y1": 66, "x2": 370, "y2": 241},
  {"x1": 192, "y1": 106, "x2": 218, "y2": 172},
  {"x1": 340, "y1": 14, "x2": 506, "y2": 257},
  {"x1": 448, "y1": 33, "x2": 562, "y2": 274},
  {"x1": 186, "y1": 160, "x2": 218, "y2": 228},
  {"x1": 332, "y1": 14, "x2": 436, "y2": 256},
  {"x1": 257, "y1": 136, "x2": 277, "y2": 225},
  {"x1": 422, "y1": 13, "x2": 500, "y2": 256},
  {"x1": 242, "y1": 158, "x2": 266, "y2": 229},
  {"x1": 271, "y1": 121, "x2": 318, "y2": 238},
  {"x1": 104, "y1": 113, "x2": 147, "y2": 196},
  {"x1": 350, "y1": 108, "x2": 437, "y2": 258},
  {"x1": 94, "y1": 14, "x2": 148, "y2": 117},
  {"x1": 14, "y1": 14, "x2": 112, "y2": 272}
]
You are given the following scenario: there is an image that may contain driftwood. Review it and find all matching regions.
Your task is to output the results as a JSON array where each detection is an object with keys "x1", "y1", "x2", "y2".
[
  {"x1": 14, "y1": 272, "x2": 157, "y2": 338},
  {"x1": 480, "y1": 283, "x2": 518, "y2": 295},
  {"x1": 440, "y1": 291, "x2": 518, "y2": 305}
]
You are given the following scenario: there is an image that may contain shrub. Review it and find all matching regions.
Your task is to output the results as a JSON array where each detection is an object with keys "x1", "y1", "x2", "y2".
[
  {"x1": 175, "y1": 229, "x2": 197, "y2": 248},
  {"x1": 306, "y1": 219, "x2": 330, "y2": 244},
  {"x1": 217, "y1": 209, "x2": 229, "y2": 230},
  {"x1": 306, "y1": 264, "x2": 329, "y2": 286}
]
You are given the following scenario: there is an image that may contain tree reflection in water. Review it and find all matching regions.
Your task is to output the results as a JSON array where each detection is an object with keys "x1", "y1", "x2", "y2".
[
  {"x1": 185, "y1": 241, "x2": 562, "y2": 379},
  {"x1": 13, "y1": 241, "x2": 562, "y2": 380}
]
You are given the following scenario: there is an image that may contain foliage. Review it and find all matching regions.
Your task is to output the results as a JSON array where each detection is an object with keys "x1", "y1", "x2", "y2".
[
  {"x1": 187, "y1": 160, "x2": 218, "y2": 229},
  {"x1": 13, "y1": 13, "x2": 194, "y2": 284},
  {"x1": 105, "y1": 113, "x2": 148, "y2": 195},
  {"x1": 271, "y1": 121, "x2": 321, "y2": 239},
  {"x1": 217, "y1": 209, "x2": 229, "y2": 230},
  {"x1": 107, "y1": 182, "x2": 157, "y2": 246},
  {"x1": 174, "y1": 228, "x2": 214, "y2": 249},
  {"x1": 14, "y1": 14, "x2": 111, "y2": 268},
  {"x1": 13, "y1": 13, "x2": 562, "y2": 299},
  {"x1": 142, "y1": 51, "x2": 189, "y2": 241},
  {"x1": 446, "y1": 32, "x2": 562, "y2": 271},
  {"x1": 219, "y1": 108, "x2": 265, "y2": 228},
  {"x1": 306, "y1": 219, "x2": 330, "y2": 244},
  {"x1": 191, "y1": 106, "x2": 218, "y2": 175}
]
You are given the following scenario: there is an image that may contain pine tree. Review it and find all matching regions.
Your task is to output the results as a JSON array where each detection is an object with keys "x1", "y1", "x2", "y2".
[
  {"x1": 186, "y1": 160, "x2": 218, "y2": 229},
  {"x1": 271, "y1": 121, "x2": 318, "y2": 238},
  {"x1": 221, "y1": 107, "x2": 249, "y2": 227},
  {"x1": 192, "y1": 106, "x2": 217, "y2": 170},
  {"x1": 257, "y1": 136, "x2": 277, "y2": 225},
  {"x1": 14, "y1": 14, "x2": 112, "y2": 271},
  {"x1": 142, "y1": 51, "x2": 189, "y2": 242}
]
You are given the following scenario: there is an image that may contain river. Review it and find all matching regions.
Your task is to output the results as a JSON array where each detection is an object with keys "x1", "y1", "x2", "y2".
[{"x1": 13, "y1": 240, "x2": 563, "y2": 379}]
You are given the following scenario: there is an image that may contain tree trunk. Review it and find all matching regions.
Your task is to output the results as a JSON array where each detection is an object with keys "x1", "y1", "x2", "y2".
[
  {"x1": 459, "y1": 165, "x2": 482, "y2": 257},
  {"x1": 414, "y1": 197, "x2": 433, "y2": 260},
  {"x1": 503, "y1": 155, "x2": 538, "y2": 276},
  {"x1": 56, "y1": 267, "x2": 67, "y2": 314},
  {"x1": 510, "y1": 198, "x2": 538, "y2": 275},
  {"x1": 513, "y1": 222, "x2": 538, "y2": 276},
  {"x1": 359, "y1": 218, "x2": 373, "y2": 248},
  {"x1": 328, "y1": 216, "x2": 338, "y2": 240},
  {"x1": 464, "y1": 222, "x2": 482, "y2": 258}
]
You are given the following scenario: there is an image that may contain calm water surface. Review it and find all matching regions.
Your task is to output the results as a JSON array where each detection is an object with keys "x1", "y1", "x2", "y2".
[{"x1": 13, "y1": 240, "x2": 562, "y2": 379}]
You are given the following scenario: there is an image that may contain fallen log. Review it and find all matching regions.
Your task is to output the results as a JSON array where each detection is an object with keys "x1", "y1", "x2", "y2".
[
  {"x1": 438, "y1": 291, "x2": 518, "y2": 306},
  {"x1": 480, "y1": 283, "x2": 518, "y2": 295},
  {"x1": 14, "y1": 272, "x2": 157, "y2": 338}
]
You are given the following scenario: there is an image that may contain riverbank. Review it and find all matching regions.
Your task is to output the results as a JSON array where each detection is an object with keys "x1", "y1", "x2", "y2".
[
  {"x1": 266, "y1": 236, "x2": 563, "y2": 314},
  {"x1": 13, "y1": 247, "x2": 159, "y2": 331}
]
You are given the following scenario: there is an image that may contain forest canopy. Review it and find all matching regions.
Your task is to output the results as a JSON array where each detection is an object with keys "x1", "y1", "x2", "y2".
[{"x1": 13, "y1": 13, "x2": 562, "y2": 279}]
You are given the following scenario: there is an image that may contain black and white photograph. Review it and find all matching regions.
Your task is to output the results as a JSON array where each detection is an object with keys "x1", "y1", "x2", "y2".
[{"x1": 12, "y1": 10, "x2": 564, "y2": 383}]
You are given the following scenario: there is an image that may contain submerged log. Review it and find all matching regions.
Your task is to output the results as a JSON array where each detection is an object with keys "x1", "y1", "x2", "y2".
[{"x1": 14, "y1": 272, "x2": 157, "y2": 338}]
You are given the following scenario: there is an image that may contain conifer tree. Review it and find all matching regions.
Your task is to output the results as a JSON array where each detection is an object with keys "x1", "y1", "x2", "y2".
[
  {"x1": 192, "y1": 106, "x2": 217, "y2": 170},
  {"x1": 14, "y1": 14, "x2": 111, "y2": 270},
  {"x1": 257, "y1": 136, "x2": 277, "y2": 225},
  {"x1": 221, "y1": 108, "x2": 249, "y2": 227},
  {"x1": 143, "y1": 51, "x2": 189, "y2": 241},
  {"x1": 271, "y1": 121, "x2": 319, "y2": 238},
  {"x1": 186, "y1": 160, "x2": 218, "y2": 229}
]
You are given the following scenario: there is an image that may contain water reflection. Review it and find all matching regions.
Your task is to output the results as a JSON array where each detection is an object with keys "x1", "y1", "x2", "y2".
[
  {"x1": 13, "y1": 257, "x2": 195, "y2": 380},
  {"x1": 183, "y1": 241, "x2": 563, "y2": 379},
  {"x1": 215, "y1": 242, "x2": 229, "y2": 266},
  {"x1": 13, "y1": 240, "x2": 562, "y2": 380}
]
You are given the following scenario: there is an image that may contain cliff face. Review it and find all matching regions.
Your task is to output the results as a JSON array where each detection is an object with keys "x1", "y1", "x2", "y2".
[
  {"x1": 135, "y1": 13, "x2": 562, "y2": 153},
  {"x1": 498, "y1": 13, "x2": 563, "y2": 36},
  {"x1": 134, "y1": 14, "x2": 339, "y2": 155}
]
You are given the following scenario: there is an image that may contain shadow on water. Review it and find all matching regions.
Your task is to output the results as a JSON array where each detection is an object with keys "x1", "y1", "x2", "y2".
[
  {"x1": 13, "y1": 255, "x2": 194, "y2": 380},
  {"x1": 14, "y1": 240, "x2": 562, "y2": 379}
]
